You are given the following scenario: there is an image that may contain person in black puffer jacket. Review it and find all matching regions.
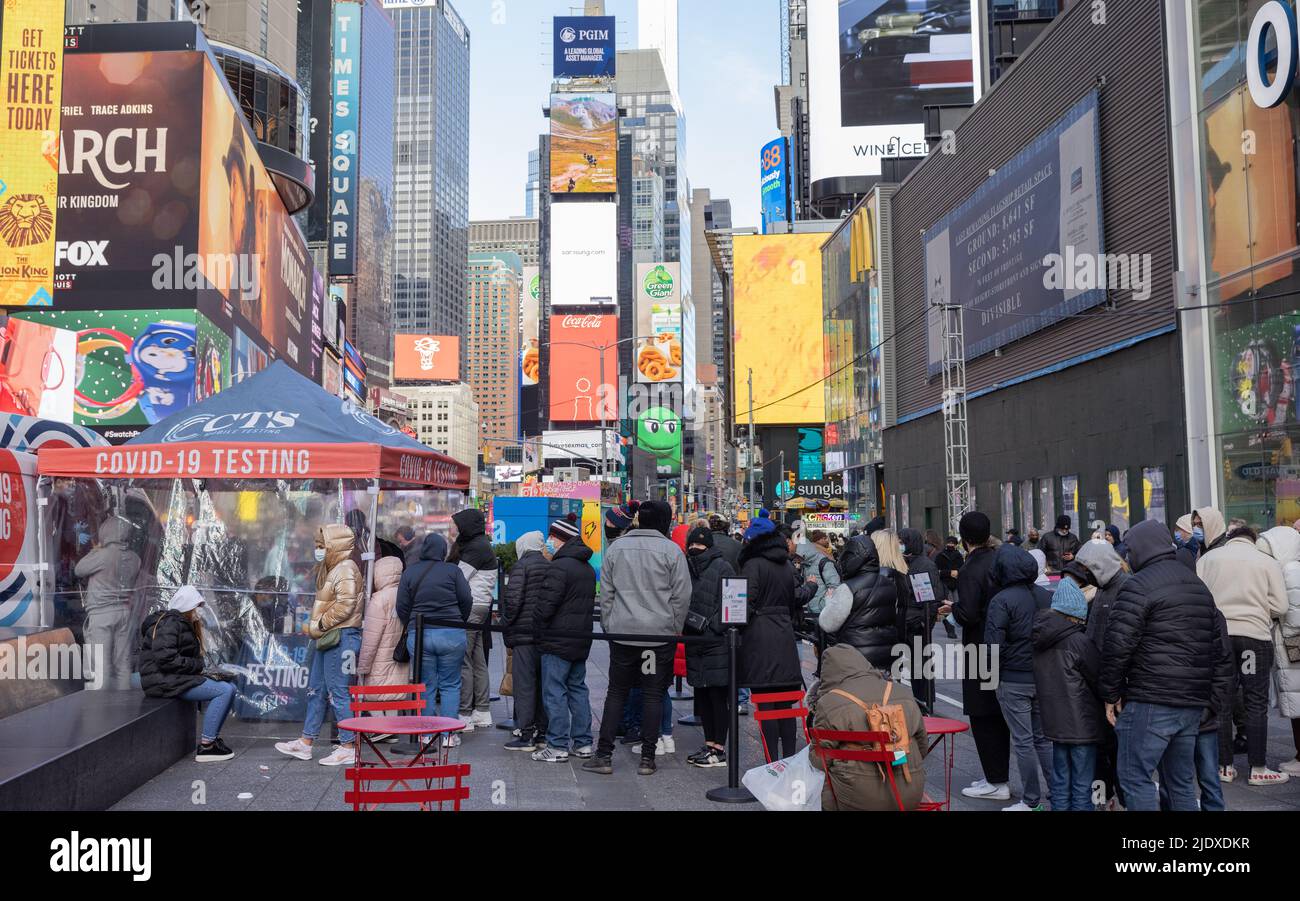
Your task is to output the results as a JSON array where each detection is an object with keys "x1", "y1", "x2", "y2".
[
  {"x1": 1100, "y1": 519, "x2": 1219, "y2": 811},
  {"x1": 501, "y1": 531, "x2": 550, "y2": 751},
  {"x1": 683, "y1": 525, "x2": 735, "y2": 768},
  {"x1": 819, "y1": 531, "x2": 906, "y2": 672},
  {"x1": 1032, "y1": 578, "x2": 1103, "y2": 810},
  {"x1": 448, "y1": 508, "x2": 498, "y2": 727},
  {"x1": 532, "y1": 515, "x2": 596, "y2": 761},
  {"x1": 985, "y1": 543, "x2": 1054, "y2": 809},
  {"x1": 397, "y1": 532, "x2": 472, "y2": 720},
  {"x1": 901, "y1": 528, "x2": 944, "y2": 714},
  {"x1": 139, "y1": 586, "x2": 236, "y2": 762},
  {"x1": 737, "y1": 528, "x2": 805, "y2": 761}
]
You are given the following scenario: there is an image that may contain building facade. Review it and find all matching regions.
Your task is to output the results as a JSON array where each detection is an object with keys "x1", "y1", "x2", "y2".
[
  {"x1": 526, "y1": 148, "x2": 541, "y2": 219},
  {"x1": 469, "y1": 218, "x2": 539, "y2": 267},
  {"x1": 467, "y1": 254, "x2": 523, "y2": 467},
  {"x1": 390, "y1": 0, "x2": 471, "y2": 337},
  {"x1": 404, "y1": 382, "x2": 479, "y2": 469}
]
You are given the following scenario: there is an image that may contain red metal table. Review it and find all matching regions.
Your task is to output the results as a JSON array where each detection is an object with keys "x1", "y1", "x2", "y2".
[
  {"x1": 338, "y1": 716, "x2": 466, "y2": 810},
  {"x1": 923, "y1": 716, "x2": 970, "y2": 811}
]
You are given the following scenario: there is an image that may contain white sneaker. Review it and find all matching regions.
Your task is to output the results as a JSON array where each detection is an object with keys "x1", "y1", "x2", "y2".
[
  {"x1": 660, "y1": 735, "x2": 675, "y2": 754},
  {"x1": 457, "y1": 715, "x2": 476, "y2": 732},
  {"x1": 1279, "y1": 758, "x2": 1300, "y2": 776},
  {"x1": 1248, "y1": 767, "x2": 1290, "y2": 786},
  {"x1": 1002, "y1": 800, "x2": 1039, "y2": 811},
  {"x1": 471, "y1": 710, "x2": 494, "y2": 729},
  {"x1": 961, "y1": 781, "x2": 1010, "y2": 800},
  {"x1": 274, "y1": 739, "x2": 312, "y2": 761},
  {"x1": 318, "y1": 746, "x2": 355, "y2": 767},
  {"x1": 444, "y1": 734, "x2": 461, "y2": 748},
  {"x1": 531, "y1": 746, "x2": 569, "y2": 763}
]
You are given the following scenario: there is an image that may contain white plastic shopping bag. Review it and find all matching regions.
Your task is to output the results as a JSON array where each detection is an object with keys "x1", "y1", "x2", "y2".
[{"x1": 741, "y1": 746, "x2": 824, "y2": 811}]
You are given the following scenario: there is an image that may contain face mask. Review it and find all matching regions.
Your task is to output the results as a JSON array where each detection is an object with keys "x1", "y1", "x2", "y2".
[
  {"x1": 314, "y1": 548, "x2": 326, "y2": 562},
  {"x1": 544, "y1": 538, "x2": 557, "y2": 556},
  {"x1": 1191, "y1": 526, "x2": 1204, "y2": 543},
  {"x1": 899, "y1": 544, "x2": 907, "y2": 556}
]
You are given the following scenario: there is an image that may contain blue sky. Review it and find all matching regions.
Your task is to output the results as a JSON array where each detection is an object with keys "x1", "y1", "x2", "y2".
[{"x1": 456, "y1": 0, "x2": 781, "y2": 229}]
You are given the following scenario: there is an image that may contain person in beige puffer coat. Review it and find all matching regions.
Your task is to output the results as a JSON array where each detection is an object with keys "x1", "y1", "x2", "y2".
[
  {"x1": 1255, "y1": 526, "x2": 1300, "y2": 776},
  {"x1": 275, "y1": 524, "x2": 365, "y2": 767},
  {"x1": 359, "y1": 556, "x2": 406, "y2": 703}
]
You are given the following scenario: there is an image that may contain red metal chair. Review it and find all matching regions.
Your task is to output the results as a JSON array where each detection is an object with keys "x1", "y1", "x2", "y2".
[
  {"x1": 347, "y1": 683, "x2": 427, "y2": 717},
  {"x1": 750, "y1": 689, "x2": 811, "y2": 763},
  {"x1": 809, "y1": 727, "x2": 942, "y2": 811},
  {"x1": 344, "y1": 763, "x2": 471, "y2": 811}
]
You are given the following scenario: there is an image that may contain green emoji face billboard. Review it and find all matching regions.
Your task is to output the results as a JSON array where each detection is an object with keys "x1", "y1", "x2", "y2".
[{"x1": 636, "y1": 404, "x2": 681, "y2": 477}]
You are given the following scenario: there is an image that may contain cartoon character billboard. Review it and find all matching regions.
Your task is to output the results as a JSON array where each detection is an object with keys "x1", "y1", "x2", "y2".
[{"x1": 636, "y1": 404, "x2": 682, "y2": 478}]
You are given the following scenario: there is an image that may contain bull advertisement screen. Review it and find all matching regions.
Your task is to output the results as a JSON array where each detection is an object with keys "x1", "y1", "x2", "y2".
[
  {"x1": 393, "y1": 334, "x2": 460, "y2": 381},
  {"x1": 549, "y1": 202, "x2": 617, "y2": 305},
  {"x1": 924, "y1": 91, "x2": 1104, "y2": 375},
  {"x1": 730, "y1": 233, "x2": 827, "y2": 427},
  {"x1": 52, "y1": 51, "x2": 205, "y2": 307},
  {"x1": 549, "y1": 93, "x2": 617, "y2": 195},
  {"x1": 634, "y1": 263, "x2": 682, "y2": 384},
  {"x1": 548, "y1": 314, "x2": 617, "y2": 423},
  {"x1": 806, "y1": 0, "x2": 974, "y2": 183},
  {"x1": 0, "y1": 0, "x2": 65, "y2": 308}
]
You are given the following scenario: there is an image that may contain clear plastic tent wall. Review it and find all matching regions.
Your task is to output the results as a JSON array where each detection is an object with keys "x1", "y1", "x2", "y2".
[{"x1": 42, "y1": 473, "x2": 464, "y2": 719}]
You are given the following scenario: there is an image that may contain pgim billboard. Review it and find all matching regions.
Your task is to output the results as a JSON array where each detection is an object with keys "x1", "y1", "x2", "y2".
[
  {"x1": 549, "y1": 202, "x2": 617, "y2": 306},
  {"x1": 549, "y1": 93, "x2": 617, "y2": 194},
  {"x1": 806, "y1": 0, "x2": 974, "y2": 184}
]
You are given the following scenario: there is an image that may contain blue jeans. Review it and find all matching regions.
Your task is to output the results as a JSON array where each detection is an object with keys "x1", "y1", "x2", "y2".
[
  {"x1": 739, "y1": 687, "x2": 751, "y2": 706},
  {"x1": 1159, "y1": 730, "x2": 1224, "y2": 812},
  {"x1": 1115, "y1": 701, "x2": 1203, "y2": 811},
  {"x1": 181, "y1": 678, "x2": 236, "y2": 743},
  {"x1": 623, "y1": 686, "x2": 674, "y2": 737},
  {"x1": 541, "y1": 654, "x2": 592, "y2": 750},
  {"x1": 304, "y1": 627, "x2": 362, "y2": 744},
  {"x1": 1050, "y1": 742, "x2": 1097, "y2": 811},
  {"x1": 408, "y1": 627, "x2": 467, "y2": 719}
]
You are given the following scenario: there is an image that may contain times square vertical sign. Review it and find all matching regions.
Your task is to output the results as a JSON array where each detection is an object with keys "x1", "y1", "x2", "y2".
[
  {"x1": 0, "y1": 0, "x2": 65, "y2": 307},
  {"x1": 329, "y1": 1, "x2": 361, "y2": 276}
]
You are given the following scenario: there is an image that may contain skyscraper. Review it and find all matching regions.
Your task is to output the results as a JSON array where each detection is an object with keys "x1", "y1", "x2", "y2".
[
  {"x1": 388, "y1": 0, "x2": 471, "y2": 339},
  {"x1": 525, "y1": 149, "x2": 540, "y2": 219},
  {"x1": 467, "y1": 254, "x2": 522, "y2": 466},
  {"x1": 637, "y1": 0, "x2": 679, "y2": 106}
]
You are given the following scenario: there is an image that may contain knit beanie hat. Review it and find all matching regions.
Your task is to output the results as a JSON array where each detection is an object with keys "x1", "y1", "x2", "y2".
[
  {"x1": 744, "y1": 516, "x2": 777, "y2": 541},
  {"x1": 637, "y1": 500, "x2": 674, "y2": 536},
  {"x1": 1051, "y1": 577, "x2": 1089, "y2": 620},
  {"x1": 605, "y1": 500, "x2": 640, "y2": 534},
  {"x1": 686, "y1": 525, "x2": 713, "y2": 548},
  {"x1": 959, "y1": 511, "x2": 991, "y2": 546},
  {"x1": 549, "y1": 512, "x2": 580, "y2": 542}
]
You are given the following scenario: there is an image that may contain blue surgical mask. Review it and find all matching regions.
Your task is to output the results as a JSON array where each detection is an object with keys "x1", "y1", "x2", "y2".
[
  {"x1": 544, "y1": 538, "x2": 557, "y2": 556},
  {"x1": 1191, "y1": 526, "x2": 1204, "y2": 543},
  {"x1": 314, "y1": 548, "x2": 326, "y2": 562}
]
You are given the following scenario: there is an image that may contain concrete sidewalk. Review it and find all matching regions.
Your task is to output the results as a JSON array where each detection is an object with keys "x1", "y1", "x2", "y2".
[{"x1": 112, "y1": 633, "x2": 1300, "y2": 811}]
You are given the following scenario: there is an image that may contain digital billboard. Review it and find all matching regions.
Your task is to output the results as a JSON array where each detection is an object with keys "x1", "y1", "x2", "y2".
[
  {"x1": 394, "y1": 334, "x2": 460, "y2": 381},
  {"x1": 731, "y1": 233, "x2": 826, "y2": 426},
  {"x1": 806, "y1": 0, "x2": 974, "y2": 183},
  {"x1": 329, "y1": 0, "x2": 361, "y2": 275},
  {"x1": 51, "y1": 51, "x2": 205, "y2": 306},
  {"x1": 549, "y1": 93, "x2": 617, "y2": 194},
  {"x1": 549, "y1": 202, "x2": 617, "y2": 305},
  {"x1": 634, "y1": 263, "x2": 682, "y2": 384},
  {"x1": 196, "y1": 64, "x2": 319, "y2": 383},
  {"x1": 759, "y1": 137, "x2": 791, "y2": 233},
  {"x1": 924, "y1": 91, "x2": 1104, "y2": 374},
  {"x1": 635, "y1": 394, "x2": 682, "y2": 479},
  {"x1": 548, "y1": 313, "x2": 617, "y2": 423},
  {"x1": 520, "y1": 265, "x2": 540, "y2": 386},
  {"x1": 0, "y1": 0, "x2": 65, "y2": 308},
  {"x1": 553, "y1": 16, "x2": 616, "y2": 79}
]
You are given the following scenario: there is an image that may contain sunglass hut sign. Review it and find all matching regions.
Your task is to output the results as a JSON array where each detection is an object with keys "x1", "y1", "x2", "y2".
[{"x1": 1248, "y1": 1, "x2": 1300, "y2": 107}]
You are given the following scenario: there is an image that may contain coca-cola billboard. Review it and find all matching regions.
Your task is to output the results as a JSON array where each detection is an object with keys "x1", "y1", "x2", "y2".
[{"x1": 548, "y1": 313, "x2": 617, "y2": 423}]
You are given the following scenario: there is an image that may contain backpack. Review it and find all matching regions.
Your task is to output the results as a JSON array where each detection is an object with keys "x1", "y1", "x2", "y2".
[{"x1": 828, "y1": 682, "x2": 914, "y2": 783}]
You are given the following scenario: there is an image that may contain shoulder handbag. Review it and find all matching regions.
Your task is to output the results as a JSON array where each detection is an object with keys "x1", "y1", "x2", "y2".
[
  {"x1": 315, "y1": 627, "x2": 341, "y2": 651},
  {"x1": 393, "y1": 562, "x2": 438, "y2": 663}
]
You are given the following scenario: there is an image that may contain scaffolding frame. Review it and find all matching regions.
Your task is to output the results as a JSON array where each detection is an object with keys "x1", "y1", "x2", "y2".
[{"x1": 939, "y1": 302, "x2": 972, "y2": 532}]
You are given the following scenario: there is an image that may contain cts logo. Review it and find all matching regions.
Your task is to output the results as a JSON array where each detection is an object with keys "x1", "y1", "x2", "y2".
[
  {"x1": 560, "y1": 27, "x2": 577, "y2": 42},
  {"x1": 55, "y1": 240, "x2": 108, "y2": 267},
  {"x1": 162, "y1": 411, "x2": 300, "y2": 442},
  {"x1": 1248, "y1": 1, "x2": 1300, "y2": 107}
]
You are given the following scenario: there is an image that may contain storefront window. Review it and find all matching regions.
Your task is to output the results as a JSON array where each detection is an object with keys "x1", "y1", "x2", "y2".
[
  {"x1": 1143, "y1": 467, "x2": 1167, "y2": 524},
  {"x1": 1038, "y1": 477, "x2": 1055, "y2": 532},
  {"x1": 1108, "y1": 469, "x2": 1130, "y2": 532},
  {"x1": 888, "y1": 493, "x2": 897, "y2": 532},
  {"x1": 901, "y1": 492, "x2": 910, "y2": 530},
  {"x1": 1061, "y1": 475, "x2": 1080, "y2": 533},
  {"x1": 1001, "y1": 482, "x2": 1015, "y2": 537},
  {"x1": 1019, "y1": 480, "x2": 1034, "y2": 534}
]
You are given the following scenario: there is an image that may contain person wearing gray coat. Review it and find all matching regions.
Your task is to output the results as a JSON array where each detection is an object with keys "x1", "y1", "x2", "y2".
[{"x1": 76, "y1": 518, "x2": 142, "y2": 690}]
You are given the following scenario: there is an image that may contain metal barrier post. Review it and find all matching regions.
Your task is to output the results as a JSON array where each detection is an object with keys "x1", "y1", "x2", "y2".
[
  {"x1": 705, "y1": 626, "x2": 755, "y2": 803},
  {"x1": 393, "y1": 613, "x2": 425, "y2": 756}
]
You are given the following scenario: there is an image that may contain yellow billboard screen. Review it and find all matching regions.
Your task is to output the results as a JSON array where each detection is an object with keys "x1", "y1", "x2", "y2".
[
  {"x1": 731, "y1": 233, "x2": 826, "y2": 426},
  {"x1": 0, "y1": 0, "x2": 65, "y2": 307}
]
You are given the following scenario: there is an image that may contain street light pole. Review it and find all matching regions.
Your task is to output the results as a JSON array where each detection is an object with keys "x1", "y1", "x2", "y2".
[{"x1": 599, "y1": 346, "x2": 607, "y2": 486}]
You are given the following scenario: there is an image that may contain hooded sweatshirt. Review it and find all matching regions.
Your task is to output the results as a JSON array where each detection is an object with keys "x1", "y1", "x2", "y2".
[
  {"x1": 808, "y1": 645, "x2": 928, "y2": 810},
  {"x1": 450, "y1": 509, "x2": 497, "y2": 624},
  {"x1": 397, "y1": 532, "x2": 473, "y2": 626},
  {"x1": 74, "y1": 518, "x2": 142, "y2": 613},
  {"x1": 1076, "y1": 538, "x2": 1128, "y2": 651},
  {"x1": 1196, "y1": 507, "x2": 1227, "y2": 550},
  {"x1": 1198, "y1": 534, "x2": 1289, "y2": 642},
  {"x1": 1256, "y1": 526, "x2": 1300, "y2": 718},
  {"x1": 358, "y1": 556, "x2": 406, "y2": 696},
  {"x1": 306, "y1": 524, "x2": 362, "y2": 639},
  {"x1": 983, "y1": 545, "x2": 1052, "y2": 682}
]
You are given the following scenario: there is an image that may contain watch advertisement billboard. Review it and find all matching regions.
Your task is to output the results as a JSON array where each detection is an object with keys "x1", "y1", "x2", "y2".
[
  {"x1": 924, "y1": 90, "x2": 1104, "y2": 374},
  {"x1": 548, "y1": 313, "x2": 617, "y2": 423},
  {"x1": 328, "y1": 0, "x2": 361, "y2": 275},
  {"x1": 553, "y1": 16, "x2": 616, "y2": 79},
  {"x1": 394, "y1": 334, "x2": 460, "y2": 381},
  {"x1": 520, "y1": 265, "x2": 540, "y2": 386},
  {"x1": 549, "y1": 202, "x2": 617, "y2": 306},
  {"x1": 730, "y1": 233, "x2": 827, "y2": 426},
  {"x1": 806, "y1": 0, "x2": 974, "y2": 183},
  {"x1": 0, "y1": 0, "x2": 65, "y2": 308},
  {"x1": 549, "y1": 93, "x2": 617, "y2": 194},
  {"x1": 634, "y1": 263, "x2": 682, "y2": 384},
  {"x1": 759, "y1": 137, "x2": 791, "y2": 233}
]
